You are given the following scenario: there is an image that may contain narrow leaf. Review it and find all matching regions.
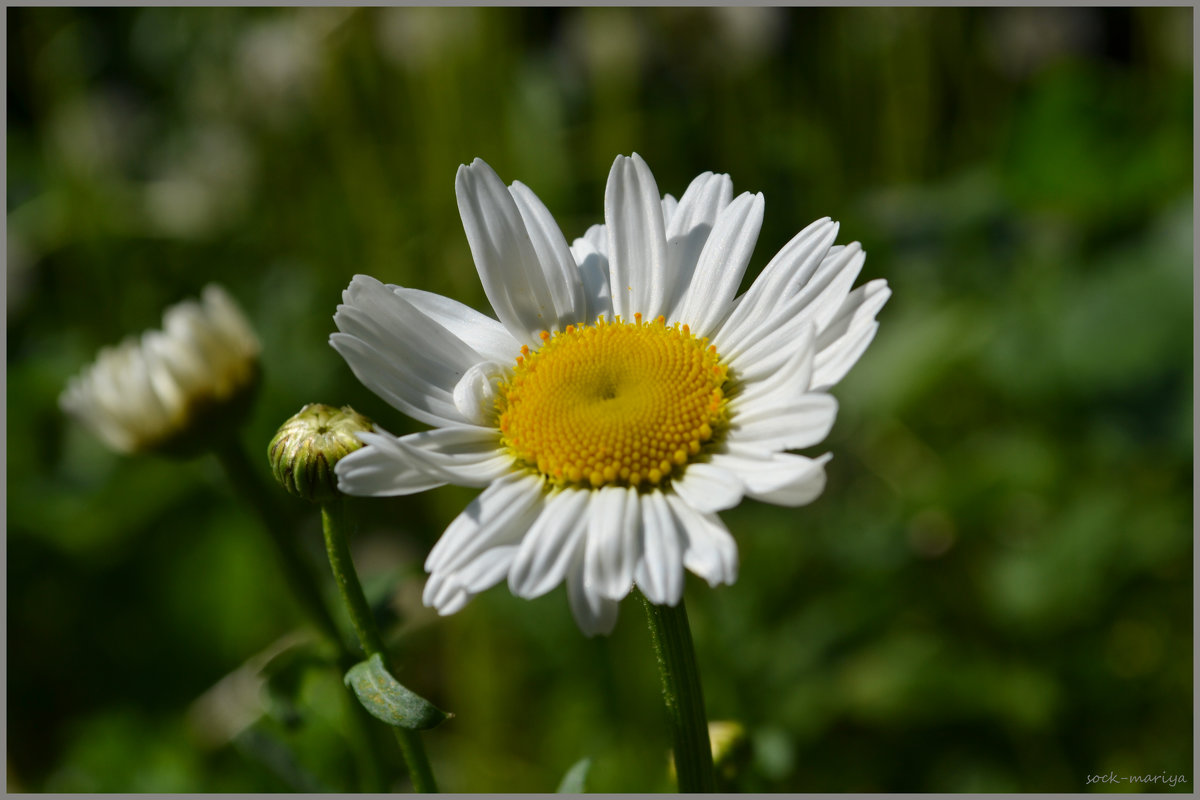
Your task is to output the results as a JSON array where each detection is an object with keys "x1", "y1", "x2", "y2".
[{"x1": 344, "y1": 653, "x2": 450, "y2": 731}]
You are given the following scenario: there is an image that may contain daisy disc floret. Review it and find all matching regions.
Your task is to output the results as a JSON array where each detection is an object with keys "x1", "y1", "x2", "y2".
[
  {"x1": 331, "y1": 154, "x2": 890, "y2": 635},
  {"x1": 500, "y1": 316, "x2": 727, "y2": 489}
]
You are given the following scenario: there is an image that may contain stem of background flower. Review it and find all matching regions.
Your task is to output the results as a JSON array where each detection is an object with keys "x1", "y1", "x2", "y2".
[
  {"x1": 212, "y1": 438, "x2": 344, "y2": 646},
  {"x1": 321, "y1": 497, "x2": 440, "y2": 794},
  {"x1": 212, "y1": 438, "x2": 391, "y2": 791},
  {"x1": 637, "y1": 589, "x2": 715, "y2": 792}
]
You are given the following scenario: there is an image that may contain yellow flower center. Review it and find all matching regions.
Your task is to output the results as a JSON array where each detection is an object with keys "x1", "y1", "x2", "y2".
[{"x1": 498, "y1": 314, "x2": 729, "y2": 489}]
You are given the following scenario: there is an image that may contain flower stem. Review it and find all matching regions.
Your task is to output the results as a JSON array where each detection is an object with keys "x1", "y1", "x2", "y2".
[
  {"x1": 213, "y1": 437, "x2": 393, "y2": 791},
  {"x1": 637, "y1": 589, "x2": 715, "y2": 792},
  {"x1": 321, "y1": 497, "x2": 440, "y2": 793}
]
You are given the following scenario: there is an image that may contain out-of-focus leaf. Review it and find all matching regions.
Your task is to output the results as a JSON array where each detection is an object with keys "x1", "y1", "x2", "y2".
[
  {"x1": 259, "y1": 640, "x2": 334, "y2": 729},
  {"x1": 233, "y1": 725, "x2": 333, "y2": 793}
]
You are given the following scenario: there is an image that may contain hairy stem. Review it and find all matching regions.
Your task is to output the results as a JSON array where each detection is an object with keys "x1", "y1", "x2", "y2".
[
  {"x1": 638, "y1": 589, "x2": 715, "y2": 792},
  {"x1": 322, "y1": 497, "x2": 439, "y2": 793}
]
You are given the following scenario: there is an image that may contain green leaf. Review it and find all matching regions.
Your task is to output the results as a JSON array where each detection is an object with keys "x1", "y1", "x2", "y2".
[
  {"x1": 343, "y1": 653, "x2": 449, "y2": 731},
  {"x1": 556, "y1": 757, "x2": 591, "y2": 793}
]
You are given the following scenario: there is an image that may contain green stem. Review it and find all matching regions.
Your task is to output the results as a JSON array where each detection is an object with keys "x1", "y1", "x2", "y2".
[
  {"x1": 322, "y1": 497, "x2": 440, "y2": 793},
  {"x1": 213, "y1": 438, "x2": 392, "y2": 792},
  {"x1": 340, "y1": 679, "x2": 389, "y2": 793},
  {"x1": 638, "y1": 589, "x2": 715, "y2": 792}
]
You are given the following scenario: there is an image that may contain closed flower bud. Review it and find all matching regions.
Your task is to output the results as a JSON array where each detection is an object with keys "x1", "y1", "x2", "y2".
[
  {"x1": 59, "y1": 284, "x2": 261, "y2": 457},
  {"x1": 268, "y1": 403, "x2": 373, "y2": 503}
]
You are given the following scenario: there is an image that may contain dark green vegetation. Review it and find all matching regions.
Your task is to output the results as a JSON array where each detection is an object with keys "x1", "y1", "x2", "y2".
[{"x1": 8, "y1": 7, "x2": 1192, "y2": 792}]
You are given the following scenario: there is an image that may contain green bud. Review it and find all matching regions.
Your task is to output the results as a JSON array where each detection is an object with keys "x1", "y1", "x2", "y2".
[{"x1": 268, "y1": 403, "x2": 373, "y2": 503}]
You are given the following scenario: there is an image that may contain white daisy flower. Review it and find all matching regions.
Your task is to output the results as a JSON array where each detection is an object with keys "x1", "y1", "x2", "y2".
[
  {"x1": 60, "y1": 284, "x2": 261, "y2": 456},
  {"x1": 332, "y1": 154, "x2": 890, "y2": 636}
]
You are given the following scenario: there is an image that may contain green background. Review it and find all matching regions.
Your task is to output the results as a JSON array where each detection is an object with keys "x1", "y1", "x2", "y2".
[{"x1": 7, "y1": 7, "x2": 1193, "y2": 792}]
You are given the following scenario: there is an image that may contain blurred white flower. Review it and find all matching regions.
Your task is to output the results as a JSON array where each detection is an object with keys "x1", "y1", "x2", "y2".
[
  {"x1": 565, "y1": 9, "x2": 648, "y2": 80},
  {"x1": 143, "y1": 123, "x2": 255, "y2": 239},
  {"x1": 376, "y1": 7, "x2": 481, "y2": 72},
  {"x1": 708, "y1": 7, "x2": 786, "y2": 68},
  {"x1": 60, "y1": 285, "x2": 261, "y2": 456},
  {"x1": 983, "y1": 8, "x2": 1101, "y2": 78},
  {"x1": 331, "y1": 154, "x2": 889, "y2": 635},
  {"x1": 234, "y1": 9, "x2": 350, "y2": 119},
  {"x1": 48, "y1": 89, "x2": 147, "y2": 177}
]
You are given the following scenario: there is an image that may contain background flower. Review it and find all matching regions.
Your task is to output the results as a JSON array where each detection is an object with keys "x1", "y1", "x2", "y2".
[
  {"x1": 60, "y1": 285, "x2": 260, "y2": 456},
  {"x1": 8, "y1": 7, "x2": 1191, "y2": 793}
]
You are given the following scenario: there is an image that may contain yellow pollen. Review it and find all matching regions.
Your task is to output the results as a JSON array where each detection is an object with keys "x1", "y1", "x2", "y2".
[{"x1": 497, "y1": 317, "x2": 729, "y2": 489}]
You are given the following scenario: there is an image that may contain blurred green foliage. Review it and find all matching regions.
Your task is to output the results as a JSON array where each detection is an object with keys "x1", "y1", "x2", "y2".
[{"x1": 7, "y1": 7, "x2": 1192, "y2": 792}]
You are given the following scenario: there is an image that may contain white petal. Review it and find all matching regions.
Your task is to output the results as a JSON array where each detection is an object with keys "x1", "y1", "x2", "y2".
[
  {"x1": 423, "y1": 571, "x2": 455, "y2": 609},
  {"x1": 671, "y1": 191, "x2": 764, "y2": 337},
  {"x1": 508, "y1": 488, "x2": 590, "y2": 599},
  {"x1": 661, "y1": 172, "x2": 733, "y2": 315},
  {"x1": 141, "y1": 332, "x2": 190, "y2": 412},
  {"x1": 730, "y1": 324, "x2": 816, "y2": 412},
  {"x1": 721, "y1": 292, "x2": 819, "y2": 385},
  {"x1": 716, "y1": 217, "x2": 838, "y2": 350},
  {"x1": 424, "y1": 573, "x2": 472, "y2": 616},
  {"x1": 726, "y1": 244, "x2": 867, "y2": 374},
  {"x1": 604, "y1": 153, "x2": 668, "y2": 320},
  {"x1": 584, "y1": 486, "x2": 642, "y2": 601},
  {"x1": 729, "y1": 393, "x2": 838, "y2": 450},
  {"x1": 665, "y1": 493, "x2": 738, "y2": 587},
  {"x1": 660, "y1": 192, "x2": 679, "y2": 226},
  {"x1": 671, "y1": 462, "x2": 745, "y2": 514},
  {"x1": 811, "y1": 279, "x2": 891, "y2": 390},
  {"x1": 332, "y1": 275, "x2": 483, "y2": 427},
  {"x1": 452, "y1": 361, "x2": 507, "y2": 427},
  {"x1": 201, "y1": 285, "x2": 260, "y2": 360},
  {"x1": 330, "y1": 333, "x2": 462, "y2": 428},
  {"x1": 709, "y1": 445, "x2": 832, "y2": 507},
  {"x1": 581, "y1": 222, "x2": 608, "y2": 256},
  {"x1": 424, "y1": 546, "x2": 520, "y2": 613},
  {"x1": 775, "y1": 243, "x2": 867, "y2": 334},
  {"x1": 634, "y1": 490, "x2": 684, "y2": 606},
  {"x1": 335, "y1": 433, "x2": 447, "y2": 497},
  {"x1": 456, "y1": 545, "x2": 521, "y2": 594},
  {"x1": 509, "y1": 180, "x2": 588, "y2": 329},
  {"x1": 455, "y1": 158, "x2": 569, "y2": 345},
  {"x1": 424, "y1": 472, "x2": 544, "y2": 574},
  {"x1": 569, "y1": 235, "x2": 614, "y2": 323},
  {"x1": 665, "y1": 173, "x2": 733, "y2": 241},
  {"x1": 392, "y1": 287, "x2": 521, "y2": 365},
  {"x1": 567, "y1": 551, "x2": 619, "y2": 637},
  {"x1": 387, "y1": 426, "x2": 516, "y2": 488},
  {"x1": 816, "y1": 323, "x2": 879, "y2": 393},
  {"x1": 163, "y1": 301, "x2": 226, "y2": 374}
]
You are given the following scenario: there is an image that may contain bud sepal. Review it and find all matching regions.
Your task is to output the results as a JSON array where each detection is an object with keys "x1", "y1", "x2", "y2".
[{"x1": 268, "y1": 403, "x2": 373, "y2": 503}]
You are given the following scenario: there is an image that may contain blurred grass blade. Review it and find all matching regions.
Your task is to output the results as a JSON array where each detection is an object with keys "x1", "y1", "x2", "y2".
[
  {"x1": 556, "y1": 757, "x2": 592, "y2": 793},
  {"x1": 233, "y1": 726, "x2": 334, "y2": 792}
]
